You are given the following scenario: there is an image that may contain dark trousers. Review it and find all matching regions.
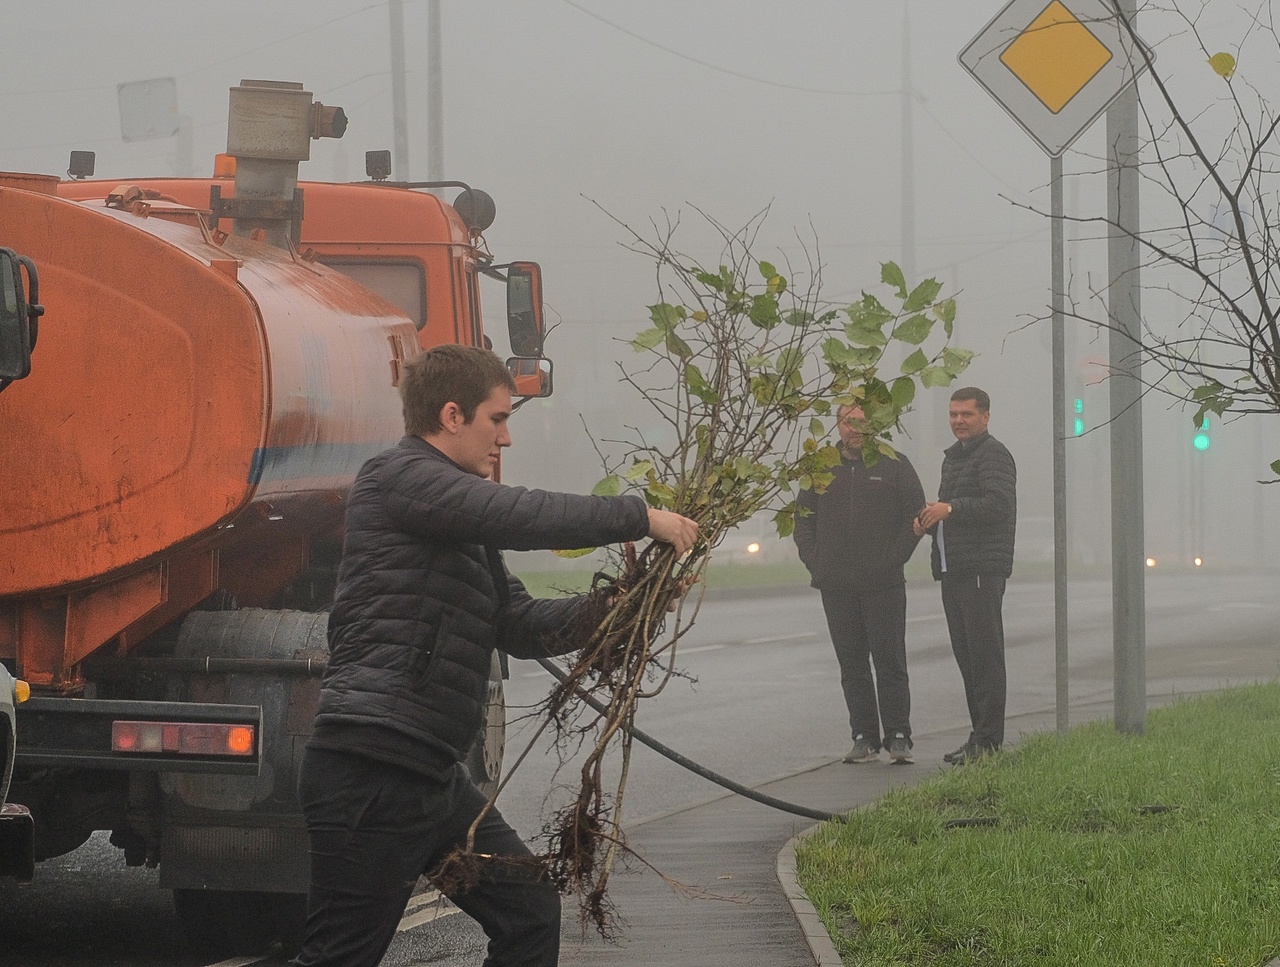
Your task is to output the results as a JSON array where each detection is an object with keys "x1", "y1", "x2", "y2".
[
  {"x1": 819, "y1": 584, "x2": 911, "y2": 746},
  {"x1": 940, "y1": 573, "x2": 1007, "y2": 750},
  {"x1": 292, "y1": 747, "x2": 560, "y2": 967}
]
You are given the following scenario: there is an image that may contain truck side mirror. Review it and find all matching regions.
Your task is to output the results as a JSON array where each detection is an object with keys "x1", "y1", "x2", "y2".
[
  {"x1": 0, "y1": 249, "x2": 44, "y2": 385},
  {"x1": 506, "y1": 356, "x2": 553, "y2": 399},
  {"x1": 506, "y1": 261, "x2": 544, "y2": 358}
]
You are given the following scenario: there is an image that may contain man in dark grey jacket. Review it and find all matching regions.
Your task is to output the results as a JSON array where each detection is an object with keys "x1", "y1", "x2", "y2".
[
  {"x1": 915, "y1": 386, "x2": 1016, "y2": 765},
  {"x1": 794, "y1": 404, "x2": 925, "y2": 765},
  {"x1": 293, "y1": 345, "x2": 698, "y2": 967}
]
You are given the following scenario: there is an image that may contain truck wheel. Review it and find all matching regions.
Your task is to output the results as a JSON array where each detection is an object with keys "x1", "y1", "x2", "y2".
[
  {"x1": 463, "y1": 651, "x2": 506, "y2": 800},
  {"x1": 173, "y1": 888, "x2": 306, "y2": 956}
]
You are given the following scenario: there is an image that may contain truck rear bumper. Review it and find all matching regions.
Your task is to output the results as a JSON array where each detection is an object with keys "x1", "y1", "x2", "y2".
[{"x1": 16, "y1": 697, "x2": 261, "y2": 775}]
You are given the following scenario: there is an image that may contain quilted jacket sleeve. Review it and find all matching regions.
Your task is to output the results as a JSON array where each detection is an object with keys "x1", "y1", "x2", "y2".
[{"x1": 381, "y1": 451, "x2": 651, "y2": 551}]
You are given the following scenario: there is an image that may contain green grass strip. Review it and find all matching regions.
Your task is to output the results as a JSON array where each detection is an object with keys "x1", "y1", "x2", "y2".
[{"x1": 795, "y1": 683, "x2": 1280, "y2": 966}]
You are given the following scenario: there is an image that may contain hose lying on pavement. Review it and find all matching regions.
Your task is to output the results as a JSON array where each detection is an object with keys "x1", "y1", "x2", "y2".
[{"x1": 535, "y1": 656, "x2": 840, "y2": 823}]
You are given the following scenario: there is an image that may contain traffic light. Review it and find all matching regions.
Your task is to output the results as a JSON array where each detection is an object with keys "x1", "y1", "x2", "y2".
[
  {"x1": 1072, "y1": 397, "x2": 1085, "y2": 436},
  {"x1": 1192, "y1": 415, "x2": 1210, "y2": 451}
]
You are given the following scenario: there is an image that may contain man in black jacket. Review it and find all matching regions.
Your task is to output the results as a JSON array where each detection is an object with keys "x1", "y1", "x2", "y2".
[
  {"x1": 293, "y1": 345, "x2": 698, "y2": 967},
  {"x1": 794, "y1": 404, "x2": 926, "y2": 766},
  {"x1": 914, "y1": 387, "x2": 1016, "y2": 765}
]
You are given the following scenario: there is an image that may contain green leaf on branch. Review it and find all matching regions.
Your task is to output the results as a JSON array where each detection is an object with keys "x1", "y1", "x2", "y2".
[
  {"x1": 648, "y1": 303, "x2": 686, "y2": 331},
  {"x1": 881, "y1": 261, "x2": 908, "y2": 299},
  {"x1": 891, "y1": 313, "x2": 933, "y2": 345},
  {"x1": 773, "y1": 506, "x2": 796, "y2": 537},
  {"x1": 631, "y1": 328, "x2": 665, "y2": 351},
  {"x1": 645, "y1": 478, "x2": 676, "y2": 508},
  {"x1": 622, "y1": 460, "x2": 655, "y2": 482},
  {"x1": 749, "y1": 293, "x2": 780, "y2": 329},
  {"x1": 824, "y1": 338, "x2": 881, "y2": 367},
  {"x1": 1271, "y1": 459, "x2": 1280, "y2": 476},
  {"x1": 685, "y1": 363, "x2": 720, "y2": 404},
  {"x1": 903, "y1": 277, "x2": 943, "y2": 312},
  {"x1": 665, "y1": 330, "x2": 693, "y2": 359},
  {"x1": 694, "y1": 269, "x2": 726, "y2": 291},
  {"x1": 785, "y1": 309, "x2": 813, "y2": 327},
  {"x1": 942, "y1": 346, "x2": 975, "y2": 374},
  {"x1": 890, "y1": 376, "x2": 916, "y2": 408},
  {"x1": 845, "y1": 294, "x2": 894, "y2": 330},
  {"x1": 809, "y1": 417, "x2": 825, "y2": 438},
  {"x1": 846, "y1": 323, "x2": 889, "y2": 348},
  {"x1": 759, "y1": 260, "x2": 777, "y2": 279},
  {"x1": 933, "y1": 297, "x2": 957, "y2": 337},
  {"x1": 592, "y1": 474, "x2": 623, "y2": 496},
  {"x1": 900, "y1": 348, "x2": 929, "y2": 374},
  {"x1": 776, "y1": 346, "x2": 805, "y2": 377},
  {"x1": 919, "y1": 365, "x2": 954, "y2": 388}
]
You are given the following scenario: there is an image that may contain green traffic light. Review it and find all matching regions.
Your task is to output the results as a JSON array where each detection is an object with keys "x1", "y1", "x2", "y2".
[
  {"x1": 1073, "y1": 417, "x2": 1085, "y2": 436},
  {"x1": 1193, "y1": 415, "x2": 1210, "y2": 451}
]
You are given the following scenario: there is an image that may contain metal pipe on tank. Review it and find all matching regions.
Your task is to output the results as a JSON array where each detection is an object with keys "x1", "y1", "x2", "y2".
[{"x1": 225, "y1": 80, "x2": 346, "y2": 249}]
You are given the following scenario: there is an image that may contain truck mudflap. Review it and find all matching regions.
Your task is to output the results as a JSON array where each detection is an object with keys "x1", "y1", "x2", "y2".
[
  {"x1": 16, "y1": 697, "x2": 262, "y2": 775},
  {"x1": 0, "y1": 802, "x2": 34, "y2": 880}
]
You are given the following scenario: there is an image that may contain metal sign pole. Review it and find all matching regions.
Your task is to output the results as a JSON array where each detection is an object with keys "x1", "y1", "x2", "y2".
[
  {"x1": 1107, "y1": 0, "x2": 1146, "y2": 735},
  {"x1": 1051, "y1": 155, "x2": 1069, "y2": 734}
]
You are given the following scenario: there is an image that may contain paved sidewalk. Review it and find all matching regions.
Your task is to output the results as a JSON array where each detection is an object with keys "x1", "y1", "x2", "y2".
[{"x1": 557, "y1": 724, "x2": 978, "y2": 966}]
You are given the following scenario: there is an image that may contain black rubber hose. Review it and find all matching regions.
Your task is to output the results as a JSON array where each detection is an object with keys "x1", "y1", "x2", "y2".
[{"x1": 535, "y1": 656, "x2": 839, "y2": 823}]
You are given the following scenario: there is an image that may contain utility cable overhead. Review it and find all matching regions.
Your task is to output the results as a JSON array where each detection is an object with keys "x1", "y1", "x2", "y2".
[{"x1": 560, "y1": 0, "x2": 894, "y2": 97}]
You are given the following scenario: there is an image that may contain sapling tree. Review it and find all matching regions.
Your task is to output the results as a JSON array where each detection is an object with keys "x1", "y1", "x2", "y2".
[{"x1": 440, "y1": 209, "x2": 973, "y2": 932}]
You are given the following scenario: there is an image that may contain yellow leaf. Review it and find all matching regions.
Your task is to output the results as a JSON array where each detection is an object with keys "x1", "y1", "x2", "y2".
[
  {"x1": 692, "y1": 310, "x2": 708, "y2": 322},
  {"x1": 1208, "y1": 52, "x2": 1236, "y2": 79},
  {"x1": 553, "y1": 547, "x2": 596, "y2": 559}
]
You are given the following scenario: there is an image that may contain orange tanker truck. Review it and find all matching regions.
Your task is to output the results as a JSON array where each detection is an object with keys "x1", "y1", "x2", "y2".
[{"x1": 0, "y1": 79, "x2": 546, "y2": 950}]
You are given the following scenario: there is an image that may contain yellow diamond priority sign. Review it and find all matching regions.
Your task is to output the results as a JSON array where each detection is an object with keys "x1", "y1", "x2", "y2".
[{"x1": 960, "y1": 0, "x2": 1151, "y2": 157}]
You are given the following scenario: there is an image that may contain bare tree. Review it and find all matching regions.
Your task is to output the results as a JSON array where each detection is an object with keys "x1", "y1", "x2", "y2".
[{"x1": 1025, "y1": 1, "x2": 1280, "y2": 468}]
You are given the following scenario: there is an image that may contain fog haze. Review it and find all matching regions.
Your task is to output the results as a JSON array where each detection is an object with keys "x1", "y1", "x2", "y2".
[{"x1": 7, "y1": 0, "x2": 1278, "y2": 571}]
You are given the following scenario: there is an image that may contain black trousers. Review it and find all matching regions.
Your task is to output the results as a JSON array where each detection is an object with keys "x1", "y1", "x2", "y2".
[
  {"x1": 819, "y1": 583, "x2": 911, "y2": 746},
  {"x1": 292, "y1": 747, "x2": 560, "y2": 967},
  {"x1": 940, "y1": 573, "x2": 1007, "y2": 750}
]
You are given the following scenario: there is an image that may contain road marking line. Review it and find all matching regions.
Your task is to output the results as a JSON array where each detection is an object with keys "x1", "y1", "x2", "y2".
[
  {"x1": 745, "y1": 632, "x2": 815, "y2": 644},
  {"x1": 203, "y1": 956, "x2": 273, "y2": 967},
  {"x1": 678, "y1": 644, "x2": 726, "y2": 655},
  {"x1": 399, "y1": 898, "x2": 462, "y2": 931}
]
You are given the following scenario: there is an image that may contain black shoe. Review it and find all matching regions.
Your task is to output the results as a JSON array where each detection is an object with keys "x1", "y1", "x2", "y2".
[
  {"x1": 842, "y1": 734, "x2": 880, "y2": 764},
  {"x1": 950, "y1": 744, "x2": 999, "y2": 766},
  {"x1": 942, "y1": 742, "x2": 970, "y2": 763}
]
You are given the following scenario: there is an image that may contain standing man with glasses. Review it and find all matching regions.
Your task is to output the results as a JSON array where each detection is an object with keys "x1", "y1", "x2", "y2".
[{"x1": 794, "y1": 404, "x2": 926, "y2": 766}]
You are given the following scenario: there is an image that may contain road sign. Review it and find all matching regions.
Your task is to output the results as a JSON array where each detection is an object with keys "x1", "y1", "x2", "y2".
[{"x1": 959, "y1": 0, "x2": 1151, "y2": 157}]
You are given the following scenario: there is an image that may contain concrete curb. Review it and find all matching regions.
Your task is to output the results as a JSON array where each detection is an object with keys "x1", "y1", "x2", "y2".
[{"x1": 777, "y1": 824, "x2": 844, "y2": 967}]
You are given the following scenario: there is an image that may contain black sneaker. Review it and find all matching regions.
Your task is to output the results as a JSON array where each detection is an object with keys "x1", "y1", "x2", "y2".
[
  {"x1": 950, "y1": 744, "x2": 999, "y2": 766},
  {"x1": 842, "y1": 734, "x2": 880, "y2": 764},
  {"x1": 886, "y1": 733, "x2": 914, "y2": 765},
  {"x1": 943, "y1": 742, "x2": 971, "y2": 763}
]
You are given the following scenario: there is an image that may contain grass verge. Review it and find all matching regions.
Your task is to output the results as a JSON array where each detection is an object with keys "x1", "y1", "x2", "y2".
[{"x1": 795, "y1": 683, "x2": 1280, "y2": 966}]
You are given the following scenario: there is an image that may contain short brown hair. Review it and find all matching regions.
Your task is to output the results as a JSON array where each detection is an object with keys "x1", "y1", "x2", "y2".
[
  {"x1": 950, "y1": 386, "x2": 990, "y2": 412},
  {"x1": 400, "y1": 345, "x2": 516, "y2": 436}
]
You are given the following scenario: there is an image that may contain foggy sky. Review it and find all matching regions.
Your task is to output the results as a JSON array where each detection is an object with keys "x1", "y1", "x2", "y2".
[{"x1": 5, "y1": 0, "x2": 1278, "y2": 570}]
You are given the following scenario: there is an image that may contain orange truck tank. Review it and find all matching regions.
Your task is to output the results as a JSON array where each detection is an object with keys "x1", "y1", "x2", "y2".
[{"x1": 0, "y1": 79, "x2": 548, "y2": 953}]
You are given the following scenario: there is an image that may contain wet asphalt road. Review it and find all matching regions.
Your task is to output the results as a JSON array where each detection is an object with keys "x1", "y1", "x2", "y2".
[{"x1": 3, "y1": 570, "x2": 1277, "y2": 967}]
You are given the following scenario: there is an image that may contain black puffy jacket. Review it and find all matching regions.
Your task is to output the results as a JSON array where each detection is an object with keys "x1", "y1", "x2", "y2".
[
  {"x1": 309, "y1": 436, "x2": 650, "y2": 777},
  {"x1": 793, "y1": 450, "x2": 926, "y2": 591},
  {"x1": 929, "y1": 432, "x2": 1016, "y2": 579}
]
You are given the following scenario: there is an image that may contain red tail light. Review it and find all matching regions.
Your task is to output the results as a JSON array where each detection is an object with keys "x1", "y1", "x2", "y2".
[{"x1": 111, "y1": 721, "x2": 256, "y2": 757}]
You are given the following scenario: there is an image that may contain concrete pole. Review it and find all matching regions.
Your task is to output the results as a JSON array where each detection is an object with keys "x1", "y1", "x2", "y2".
[
  {"x1": 390, "y1": 0, "x2": 410, "y2": 181},
  {"x1": 1051, "y1": 154, "x2": 1069, "y2": 734},
  {"x1": 1106, "y1": 0, "x2": 1147, "y2": 735},
  {"x1": 427, "y1": 0, "x2": 444, "y2": 182}
]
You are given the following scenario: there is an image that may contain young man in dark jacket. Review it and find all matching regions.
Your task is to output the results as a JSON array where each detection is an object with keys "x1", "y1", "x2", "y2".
[
  {"x1": 794, "y1": 405, "x2": 926, "y2": 765},
  {"x1": 914, "y1": 386, "x2": 1016, "y2": 765},
  {"x1": 293, "y1": 345, "x2": 698, "y2": 967}
]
